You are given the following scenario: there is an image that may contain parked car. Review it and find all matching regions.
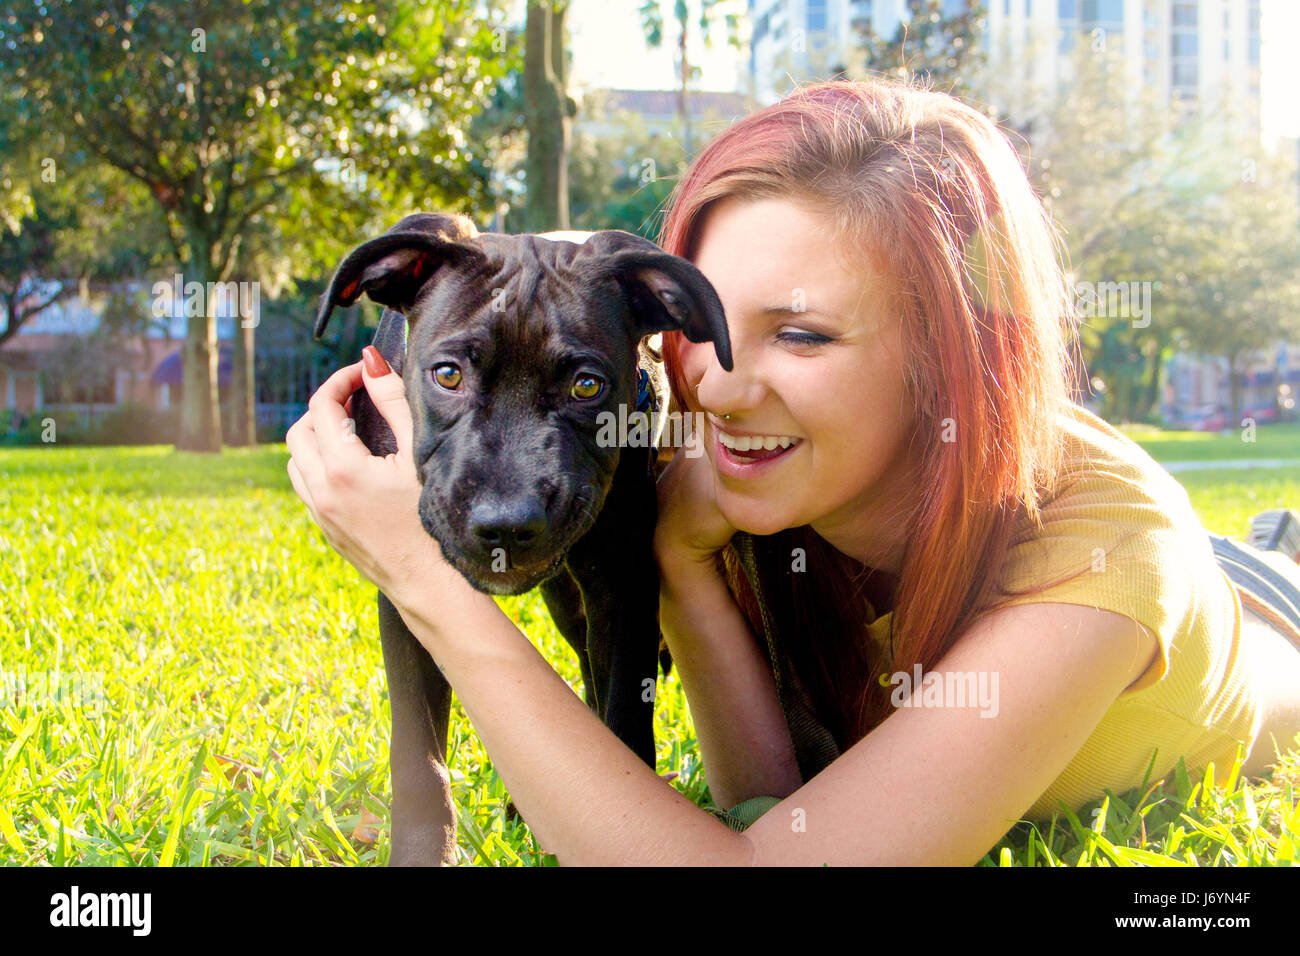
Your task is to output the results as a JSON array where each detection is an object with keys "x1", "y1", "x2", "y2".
[
  {"x1": 1240, "y1": 402, "x2": 1279, "y2": 424},
  {"x1": 1182, "y1": 404, "x2": 1228, "y2": 432}
]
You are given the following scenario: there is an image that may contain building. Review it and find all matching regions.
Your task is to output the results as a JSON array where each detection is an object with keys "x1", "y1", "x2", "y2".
[
  {"x1": 1, "y1": 279, "x2": 330, "y2": 441},
  {"x1": 988, "y1": 0, "x2": 1263, "y2": 137},
  {"x1": 747, "y1": 1, "x2": 1264, "y2": 124}
]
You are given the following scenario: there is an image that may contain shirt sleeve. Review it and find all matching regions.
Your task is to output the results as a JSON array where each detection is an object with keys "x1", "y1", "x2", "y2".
[{"x1": 992, "y1": 449, "x2": 1213, "y2": 694}]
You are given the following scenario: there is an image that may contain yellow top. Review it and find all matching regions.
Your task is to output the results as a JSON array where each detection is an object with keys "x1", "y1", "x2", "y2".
[{"x1": 864, "y1": 402, "x2": 1262, "y2": 821}]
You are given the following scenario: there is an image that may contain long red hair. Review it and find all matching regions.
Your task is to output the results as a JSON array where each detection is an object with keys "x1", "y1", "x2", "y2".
[{"x1": 658, "y1": 78, "x2": 1083, "y2": 747}]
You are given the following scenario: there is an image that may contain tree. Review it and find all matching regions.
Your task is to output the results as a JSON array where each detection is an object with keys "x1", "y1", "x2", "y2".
[
  {"x1": 0, "y1": 122, "x2": 169, "y2": 349},
  {"x1": 522, "y1": 0, "x2": 573, "y2": 232},
  {"x1": 638, "y1": 0, "x2": 741, "y2": 158},
  {"x1": 1173, "y1": 153, "x2": 1300, "y2": 423},
  {"x1": 853, "y1": 0, "x2": 987, "y2": 101},
  {"x1": 1025, "y1": 41, "x2": 1300, "y2": 423},
  {"x1": 2, "y1": 0, "x2": 512, "y2": 450},
  {"x1": 1023, "y1": 41, "x2": 1189, "y2": 421},
  {"x1": 568, "y1": 95, "x2": 686, "y2": 238}
]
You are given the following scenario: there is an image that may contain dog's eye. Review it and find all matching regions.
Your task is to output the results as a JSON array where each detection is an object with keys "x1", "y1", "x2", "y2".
[
  {"x1": 571, "y1": 373, "x2": 604, "y2": 401},
  {"x1": 432, "y1": 364, "x2": 462, "y2": 390}
]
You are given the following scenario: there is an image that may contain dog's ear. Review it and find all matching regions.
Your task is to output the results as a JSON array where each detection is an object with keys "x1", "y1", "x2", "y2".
[
  {"x1": 313, "y1": 213, "x2": 482, "y2": 340},
  {"x1": 583, "y1": 231, "x2": 733, "y2": 372}
]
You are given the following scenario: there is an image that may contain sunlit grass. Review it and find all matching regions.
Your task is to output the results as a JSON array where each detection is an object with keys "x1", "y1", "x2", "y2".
[
  {"x1": 0, "y1": 442, "x2": 1296, "y2": 866},
  {"x1": 1119, "y1": 421, "x2": 1300, "y2": 463}
]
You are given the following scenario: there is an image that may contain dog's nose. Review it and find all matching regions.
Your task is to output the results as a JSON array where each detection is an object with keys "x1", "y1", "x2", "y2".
[{"x1": 469, "y1": 499, "x2": 548, "y2": 555}]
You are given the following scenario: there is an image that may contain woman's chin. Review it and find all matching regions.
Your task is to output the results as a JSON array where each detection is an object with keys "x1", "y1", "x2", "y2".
[{"x1": 721, "y1": 501, "x2": 801, "y2": 539}]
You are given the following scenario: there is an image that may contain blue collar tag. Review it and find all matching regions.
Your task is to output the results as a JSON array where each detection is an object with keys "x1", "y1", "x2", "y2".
[{"x1": 635, "y1": 368, "x2": 653, "y2": 412}]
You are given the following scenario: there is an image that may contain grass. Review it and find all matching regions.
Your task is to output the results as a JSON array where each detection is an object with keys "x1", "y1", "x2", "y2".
[
  {"x1": 0, "y1": 436, "x2": 1297, "y2": 866},
  {"x1": 1119, "y1": 421, "x2": 1300, "y2": 464}
]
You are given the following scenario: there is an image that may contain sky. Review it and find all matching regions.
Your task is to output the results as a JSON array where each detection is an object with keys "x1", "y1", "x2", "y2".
[
  {"x1": 558, "y1": 0, "x2": 745, "y2": 93},
  {"x1": 1259, "y1": 0, "x2": 1300, "y2": 144},
  {"x1": 551, "y1": 0, "x2": 1298, "y2": 146}
]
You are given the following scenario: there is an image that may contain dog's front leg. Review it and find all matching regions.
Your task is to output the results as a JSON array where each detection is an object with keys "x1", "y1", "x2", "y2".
[
  {"x1": 377, "y1": 587, "x2": 458, "y2": 865},
  {"x1": 350, "y1": 312, "x2": 456, "y2": 865},
  {"x1": 565, "y1": 446, "x2": 662, "y2": 770}
]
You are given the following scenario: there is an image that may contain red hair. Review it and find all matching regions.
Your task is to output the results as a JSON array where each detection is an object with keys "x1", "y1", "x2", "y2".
[{"x1": 658, "y1": 78, "x2": 1083, "y2": 746}]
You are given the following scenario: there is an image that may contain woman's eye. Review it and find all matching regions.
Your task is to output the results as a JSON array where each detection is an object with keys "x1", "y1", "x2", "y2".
[
  {"x1": 777, "y1": 330, "x2": 833, "y2": 347},
  {"x1": 432, "y1": 364, "x2": 462, "y2": 390},
  {"x1": 571, "y1": 373, "x2": 604, "y2": 401}
]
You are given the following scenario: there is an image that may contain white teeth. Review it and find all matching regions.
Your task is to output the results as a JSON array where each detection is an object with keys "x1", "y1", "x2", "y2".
[{"x1": 717, "y1": 430, "x2": 799, "y2": 452}]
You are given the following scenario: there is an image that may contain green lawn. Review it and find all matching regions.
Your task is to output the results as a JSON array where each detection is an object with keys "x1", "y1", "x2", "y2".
[
  {"x1": 0, "y1": 441, "x2": 1297, "y2": 866},
  {"x1": 1119, "y1": 421, "x2": 1300, "y2": 464}
]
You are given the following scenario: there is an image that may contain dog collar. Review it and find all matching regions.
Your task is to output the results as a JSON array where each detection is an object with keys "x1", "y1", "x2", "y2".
[{"x1": 635, "y1": 368, "x2": 652, "y2": 412}]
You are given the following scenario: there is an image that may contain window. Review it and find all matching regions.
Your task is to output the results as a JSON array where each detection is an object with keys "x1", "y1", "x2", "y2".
[
  {"x1": 1172, "y1": 2, "x2": 1197, "y2": 29},
  {"x1": 1059, "y1": 0, "x2": 1077, "y2": 17},
  {"x1": 1172, "y1": 59, "x2": 1198, "y2": 89},
  {"x1": 1082, "y1": 0, "x2": 1123, "y2": 20},
  {"x1": 1247, "y1": 0, "x2": 1261, "y2": 65},
  {"x1": 807, "y1": 0, "x2": 828, "y2": 31},
  {"x1": 1171, "y1": 32, "x2": 1198, "y2": 56}
]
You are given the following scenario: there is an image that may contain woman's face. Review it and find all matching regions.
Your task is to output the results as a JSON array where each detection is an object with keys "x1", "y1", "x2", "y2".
[{"x1": 681, "y1": 195, "x2": 920, "y2": 572}]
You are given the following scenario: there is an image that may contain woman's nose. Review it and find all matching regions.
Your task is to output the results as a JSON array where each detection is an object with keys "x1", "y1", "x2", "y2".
[{"x1": 692, "y1": 342, "x2": 763, "y2": 418}]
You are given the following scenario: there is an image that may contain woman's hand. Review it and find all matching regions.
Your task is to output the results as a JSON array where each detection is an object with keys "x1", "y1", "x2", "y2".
[
  {"x1": 285, "y1": 347, "x2": 457, "y2": 605},
  {"x1": 653, "y1": 436, "x2": 737, "y2": 572}
]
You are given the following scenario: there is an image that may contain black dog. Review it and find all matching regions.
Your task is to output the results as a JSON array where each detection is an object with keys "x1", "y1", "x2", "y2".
[{"x1": 313, "y1": 212, "x2": 732, "y2": 865}]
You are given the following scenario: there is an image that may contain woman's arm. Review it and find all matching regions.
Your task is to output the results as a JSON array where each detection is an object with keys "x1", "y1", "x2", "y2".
[
  {"x1": 288, "y1": 355, "x2": 1158, "y2": 865},
  {"x1": 740, "y1": 600, "x2": 1158, "y2": 866},
  {"x1": 656, "y1": 548, "x2": 803, "y2": 810},
  {"x1": 388, "y1": 572, "x2": 756, "y2": 865},
  {"x1": 389, "y1": 579, "x2": 1155, "y2": 865}
]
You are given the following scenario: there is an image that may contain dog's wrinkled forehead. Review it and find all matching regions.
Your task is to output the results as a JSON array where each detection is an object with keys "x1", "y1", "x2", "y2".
[
  {"x1": 405, "y1": 233, "x2": 633, "y2": 388},
  {"x1": 313, "y1": 215, "x2": 733, "y2": 371},
  {"x1": 417, "y1": 233, "x2": 619, "y2": 338}
]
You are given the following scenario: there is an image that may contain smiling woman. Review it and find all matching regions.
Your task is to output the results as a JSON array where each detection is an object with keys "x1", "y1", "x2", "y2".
[{"x1": 651, "y1": 78, "x2": 1300, "y2": 847}]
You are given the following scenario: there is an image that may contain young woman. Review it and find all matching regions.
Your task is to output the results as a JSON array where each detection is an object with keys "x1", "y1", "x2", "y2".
[{"x1": 286, "y1": 79, "x2": 1300, "y2": 865}]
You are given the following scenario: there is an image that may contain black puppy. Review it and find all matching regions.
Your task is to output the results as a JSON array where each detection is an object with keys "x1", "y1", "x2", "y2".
[{"x1": 313, "y1": 212, "x2": 732, "y2": 865}]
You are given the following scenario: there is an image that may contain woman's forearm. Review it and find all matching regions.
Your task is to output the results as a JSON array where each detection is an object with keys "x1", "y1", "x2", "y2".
[
  {"x1": 657, "y1": 552, "x2": 804, "y2": 809},
  {"x1": 388, "y1": 579, "x2": 752, "y2": 865}
]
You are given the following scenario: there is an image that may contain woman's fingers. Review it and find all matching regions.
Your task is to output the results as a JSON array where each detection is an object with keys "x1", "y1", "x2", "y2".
[
  {"x1": 286, "y1": 456, "x2": 318, "y2": 515},
  {"x1": 309, "y1": 361, "x2": 372, "y2": 462},
  {"x1": 285, "y1": 408, "x2": 324, "y2": 487}
]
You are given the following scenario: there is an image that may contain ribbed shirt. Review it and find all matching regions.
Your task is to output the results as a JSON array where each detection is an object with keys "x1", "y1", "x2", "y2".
[{"x1": 870, "y1": 402, "x2": 1261, "y2": 819}]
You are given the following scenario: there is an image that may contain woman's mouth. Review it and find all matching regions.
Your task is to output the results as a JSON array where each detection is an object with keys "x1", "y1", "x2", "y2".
[{"x1": 714, "y1": 427, "x2": 802, "y2": 476}]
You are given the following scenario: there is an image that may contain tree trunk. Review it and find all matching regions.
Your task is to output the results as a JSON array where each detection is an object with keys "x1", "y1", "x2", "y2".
[
  {"x1": 178, "y1": 250, "x2": 223, "y2": 453},
  {"x1": 523, "y1": 1, "x2": 570, "y2": 232},
  {"x1": 678, "y1": 16, "x2": 692, "y2": 156},
  {"x1": 1227, "y1": 351, "x2": 1243, "y2": 427},
  {"x1": 1137, "y1": 342, "x2": 1163, "y2": 422},
  {"x1": 228, "y1": 316, "x2": 256, "y2": 446}
]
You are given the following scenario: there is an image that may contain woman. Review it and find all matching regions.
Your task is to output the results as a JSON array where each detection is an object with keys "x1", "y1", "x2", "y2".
[{"x1": 286, "y1": 79, "x2": 1300, "y2": 865}]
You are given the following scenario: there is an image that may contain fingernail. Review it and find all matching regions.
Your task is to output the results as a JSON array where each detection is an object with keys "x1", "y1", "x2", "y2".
[{"x1": 363, "y1": 346, "x2": 391, "y2": 377}]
